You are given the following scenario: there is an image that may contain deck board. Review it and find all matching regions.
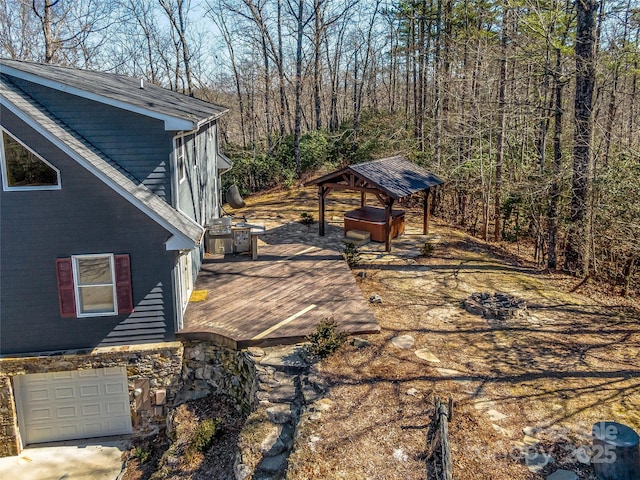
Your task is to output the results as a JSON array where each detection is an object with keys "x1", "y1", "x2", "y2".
[{"x1": 177, "y1": 242, "x2": 379, "y2": 349}]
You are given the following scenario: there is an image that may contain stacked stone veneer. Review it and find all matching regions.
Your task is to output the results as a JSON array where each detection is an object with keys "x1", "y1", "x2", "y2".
[
  {"x1": 0, "y1": 342, "x2": 184, "y2": 457},
  {"x1": 0, "y1": 340, "x2": 261, "y2": 459},
  {"x1": 179, "y1": 341, "x2": 259, "y2": 414}
]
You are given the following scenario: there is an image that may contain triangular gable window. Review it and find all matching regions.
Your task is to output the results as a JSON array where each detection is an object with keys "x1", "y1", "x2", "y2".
[{"x1": 1, "y1": 129, "x2": 60, "y2": 191}]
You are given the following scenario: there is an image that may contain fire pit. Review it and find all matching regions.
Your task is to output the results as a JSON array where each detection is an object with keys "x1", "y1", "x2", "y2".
[{"x1": 463, "y1": 292, "x2": 527, "y2": 320}]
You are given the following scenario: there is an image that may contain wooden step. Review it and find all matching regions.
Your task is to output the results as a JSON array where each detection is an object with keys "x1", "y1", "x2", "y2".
[{"x1": 345, "y1": 229, "x2": 371, "y2": 241}]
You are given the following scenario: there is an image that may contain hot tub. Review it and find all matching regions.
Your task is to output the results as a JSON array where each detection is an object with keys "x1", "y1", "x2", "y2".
[{"x1": 344, "y1": 206, "x2": 405, "y2": 243}]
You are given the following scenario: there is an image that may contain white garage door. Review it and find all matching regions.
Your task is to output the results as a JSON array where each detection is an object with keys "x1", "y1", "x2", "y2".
[{"x1": 14, "y1": 367, "x2": 132, "y2": 445}]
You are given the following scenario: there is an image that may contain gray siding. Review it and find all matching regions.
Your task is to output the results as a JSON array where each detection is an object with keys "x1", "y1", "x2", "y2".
[
  {"x1": 7, "y1": 77, "x2": 174, "y2": 203},
  {"x1": 176, "y1": 122, "x2": 221, "y2": 278},
  {"x1": 0, "y1": 108, "x2": 178, "y2": 355},
  {"x1": 176, "y1": 122, "x2": 221, "y2": 225}
]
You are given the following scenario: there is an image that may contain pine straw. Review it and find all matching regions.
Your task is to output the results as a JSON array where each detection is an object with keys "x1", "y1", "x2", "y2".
[{"x1": 281, "y1": 201, "x2": 639, "y2": 479}]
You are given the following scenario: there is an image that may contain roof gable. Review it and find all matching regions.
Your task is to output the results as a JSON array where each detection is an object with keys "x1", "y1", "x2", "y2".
[
  {"x1": 0, "y1": 58, "x2": 228, "y2": 131},
  {"x1": 1, "y1": 76, "x2": 203, "y2": 250}
]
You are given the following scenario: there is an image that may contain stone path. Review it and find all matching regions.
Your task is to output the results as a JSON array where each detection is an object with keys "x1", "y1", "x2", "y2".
[{"x1": 234, "y1": 345, "x2": 325, "y2": 480}]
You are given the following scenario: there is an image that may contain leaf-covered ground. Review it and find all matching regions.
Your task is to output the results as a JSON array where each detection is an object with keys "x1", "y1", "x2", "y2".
[{"x1": 124, "y1": 187, "x2": 640, "y2": 479}]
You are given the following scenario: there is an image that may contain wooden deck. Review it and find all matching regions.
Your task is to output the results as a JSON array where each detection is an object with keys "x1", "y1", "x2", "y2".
[{"x1": 177, "y1": 242, "x2": 379, "y2": 349}]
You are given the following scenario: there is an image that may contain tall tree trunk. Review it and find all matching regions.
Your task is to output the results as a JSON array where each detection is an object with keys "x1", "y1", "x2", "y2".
[
  {"x1": 433, "y1": 0, "x2": 443, "y2": 165},
  {"x1": 548, "y1": 48, "x2": 565, "y2": 270},
  {"x1": 628, "y1": 29, "x2": 639, "y2": 149},
  {"x1": 33, "y1": 0, "x2": 57, "y2": 63},
  {"x1": 353, "y1": 0, "x2": 379, "y2": 134},
  {"x1": 313, "y1": 0, "x2": 324, "y2": 130},
  {"x1": 441, "y1": 0, "x2": 452, "y2": 145},
  {"x1": 565, "y1": 0, "x2": 599, "y2": 276},
  {"x1": 494, "y1": 7, "x2": 508, "y2": 242},
  {"x1": 293, "y1": 0, "x2": 304, "y2": 176},
  {"x1": 417, "y1": 0, "x2": 426, "y2": 151},
  {"x1": 261, "y1": 32, "x2": 273, "y2": 151},
  {"x1": 176, "y1": 0, "x2": 193, "y2": 95},
  {"x1": 277, "y1": 0, "x2": 286, "y2": 137},
  {"x1": 602, "y1": 0, "x2": 631, "y2": 166},
  {"x1": 217, "y1": 13, "x2": 247, "y2": 148}
]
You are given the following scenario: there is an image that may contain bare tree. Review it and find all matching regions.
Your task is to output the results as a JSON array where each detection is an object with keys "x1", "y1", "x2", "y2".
[
  {"x1": 0, "y1": 0, "x2": 40, "y2": 60},
  {"x1": 565, "y1": 0, "x2": 599, "y2": 275},
  {"x1": 159, "y1": 0, "x2": 194, "y2": 94}
]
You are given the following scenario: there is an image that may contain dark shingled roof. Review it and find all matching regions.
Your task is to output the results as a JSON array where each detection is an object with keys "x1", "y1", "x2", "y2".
[
  {"x1": 0, "y1": 58, "x2": 227, "y2": 129},
  {"x1": 306, "y1": 156, "x2": 443, "y2": 199}
]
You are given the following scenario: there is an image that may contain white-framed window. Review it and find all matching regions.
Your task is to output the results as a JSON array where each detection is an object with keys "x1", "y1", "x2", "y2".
[
  {"x1": 72, "y1": 254, "x2": 117, "y2": 317},
  {"x1": 176, "y1": 136, "x2": 186, "y2": 184},
  {"x1": 0, "y1": 128, "x2": 60, "y2": 191}
]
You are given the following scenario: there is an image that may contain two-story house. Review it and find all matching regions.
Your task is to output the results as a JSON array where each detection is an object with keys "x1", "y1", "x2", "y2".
[{"x1": 0, "y1": 59, "x2": 232, "y2": 455}]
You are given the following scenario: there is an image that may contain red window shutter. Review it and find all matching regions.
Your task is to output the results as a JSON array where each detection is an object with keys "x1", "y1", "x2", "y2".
[
  {"x1": 55, "y1": 258, "x2": 76, "y2": 318},
  {"x1": 114, "y1": 254, "x2": 134, "y2": 314}
]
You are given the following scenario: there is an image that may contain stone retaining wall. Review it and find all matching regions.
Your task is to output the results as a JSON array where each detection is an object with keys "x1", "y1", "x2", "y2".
[
  {"x1": 179, "y1": 341, "x2": 258, "y2": 415},
  {"x1": 0, "y1": 342, "x2": 184, "y2": 457}
]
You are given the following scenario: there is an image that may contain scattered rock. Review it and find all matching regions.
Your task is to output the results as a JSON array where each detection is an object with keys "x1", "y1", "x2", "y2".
[
  {"x1": 435, "y1": 368, "x2": 460, "y2": 377},
  {"x1": 393, "y1": 448, "x2": 408, "y2": 462},
  {"x1": 523, "y1": 435, "x2": 540, "y2": 445},
  {"x1": 523, "y1": 426, "x2": 539, "y2": 437},
  {"x1": 524, "y1": 452, "x2": 554, "y2": 473},
  {"x1": 268, "y1": 384, "x2": 297, "y2": 403},
  {"x1": 414, "y1": 348, "x2": 441, "y2": 363},
  {"x1": 351, "y1": 337, "x2": 371, "y2": 348},
  {"x1": 473, "y1": 400, "x2": 496, "y2": 410},
  {"x1": 486, "y1": 409, "x2": 507, "y2": 422},
  {"x1": 261, "y1": 427, "x2": 287, "y2": 456},
  {"x1": 235, "y1": 463, "x2": 251, "y2": 480},
  {"x1": 258, "y1": 452, "x2": 288, "y2": 474},
  {"x1": 391, "y1": 335, "x2": 415, "y2": 349},
  {"x1": 313, "y1": 398, "x2": 334, "y2": 412},
  {"x1": 301, "y1": 385, "x2": 321, "y2": 404},
  {"x1": 246, "y1": 347, "x2": 265, "y2": 358},
  {"x1": 546, "y1": 469, "x2": 578, "y2": 480},
  {"x1": 266, "y1": 404, "x2": 292, "y2": 424},
  {"x1": 406, "y1": 388, "x2": 419, "y2": 396},
  {"x1": 369, "y1": 294, "x2": 383, "y2": 304},
  {"x1": 512, "y1": 441, "x2": 527, "y2": 454},
  {"x1": 492, "y1": 424, "x2": 512, "y2": 436},
  {"x1": 308, "y1": 435, "x2": 321, "y2": 452}
]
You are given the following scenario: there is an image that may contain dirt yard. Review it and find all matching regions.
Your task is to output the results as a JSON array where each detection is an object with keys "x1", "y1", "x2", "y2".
[
  {"x1": 123, "y1": 187, "x2": 640, "y2": 479},
  {"x1": 244, "y1": 188, "x2": 640, "y2": 480}
]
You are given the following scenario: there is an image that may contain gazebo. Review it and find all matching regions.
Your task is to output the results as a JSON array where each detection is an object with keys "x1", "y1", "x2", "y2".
[{"x1": 305, "y1": 156, "x2": 444, "y2": 252}]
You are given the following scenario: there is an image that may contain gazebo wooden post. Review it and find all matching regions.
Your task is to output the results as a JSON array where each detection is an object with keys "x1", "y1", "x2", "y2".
[
  {"x1": 361, "y1": 191, "x2": 366, "y2": 207},
  {"x1": 385, "y1": 198, "x2": 394, "y2": 252},
  {"x1": 318, "y1": 185, "x2": 326, "y2": 236},
  {"x1": 423, "y1": 187, "x2": 432, "y2": 235}
]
